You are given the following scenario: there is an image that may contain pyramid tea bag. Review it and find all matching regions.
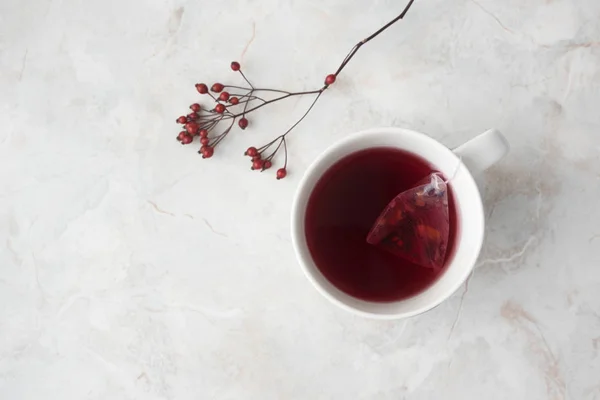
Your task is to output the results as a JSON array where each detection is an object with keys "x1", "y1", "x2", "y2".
[{"x1": 366, "y1": 173, "x2": 450, "y2": 270}]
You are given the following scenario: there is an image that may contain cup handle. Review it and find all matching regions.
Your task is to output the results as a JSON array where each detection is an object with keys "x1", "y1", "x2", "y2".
[{"x1": 453, "y1": 129, "x2": 509, "y2": 175}]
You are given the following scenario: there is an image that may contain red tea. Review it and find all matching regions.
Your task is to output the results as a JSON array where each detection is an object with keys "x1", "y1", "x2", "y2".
[{"x1": 304, "y1": 147, "x2": 458, "y2": 302}]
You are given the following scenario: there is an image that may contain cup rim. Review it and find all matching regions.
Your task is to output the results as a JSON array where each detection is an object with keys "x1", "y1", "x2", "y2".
[{"x1": 290, "y1": 127, "x2": 485, "y2": 319}]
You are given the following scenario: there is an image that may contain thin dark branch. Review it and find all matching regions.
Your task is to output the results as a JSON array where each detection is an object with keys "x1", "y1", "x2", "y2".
[
  {"x1": 207, "y1": 92, "x2": 219, "y2": 102},
  {"x1": 233, "y1": 89, "x2": 322, "y2": 117},
  {"x1": 239, "y1": 70, "x2": 254, "y2": 89},
  {"x1": 242, "y1": 90, "x2": 253, "y2": 116},
  {"x1": 210, "y1": 118, "x2": 236, "y2": 148},
  {"x1": 224, "y1": 84, "x2": 252, "y2": 91},
  {"x1": 239, "y1": 97, "x2": 266, "y2": 105},
  {"x1": 334, "y1": 0, "x2": 415, "y2": 76},
  {"x1": 281, "y1": 91, "x2": 323, "y2": 138},
  {"x1": 252, "y1": 88, "x2": 293, "y2": 94},
  {"x1": 282, "y1": 138, "x2": 288, "y2": 168},
  {"x1": 265, "y1": 138, "x2": 284, "y2": 161},
  {"x1": 229, "y1": 93, "x2": 267, "y2": 103},
  {"x1": 224, "y1": 85, "x2": 289, "y2": 95},
  {"x1": 258, "y1": 135, "x2": 283, "y2": 152}
]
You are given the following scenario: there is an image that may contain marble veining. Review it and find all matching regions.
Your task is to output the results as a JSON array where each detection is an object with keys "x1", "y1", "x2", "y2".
[{"x1": 1, "y1": 0, "x2": 599, "y2": 399}]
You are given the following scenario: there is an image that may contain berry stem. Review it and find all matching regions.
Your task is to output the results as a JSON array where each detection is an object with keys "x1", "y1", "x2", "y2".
[
  {"x1": 238, "y1": 70, "x2": 254, "y2": 89},
  {"x1": 228, "y1": 94, "x2": 267, "y2": 103},
  {"x1": 282, "y1": 138, "x2": 288, "y2": 168},
  {"x1": 207, "y1": 92, "x2": 219, "y2": 102},
  {"x1": 210, "y1": 117, "x2": 236, "y2": 149},
  {"x1": 280, "y1": 91, "x2": 323, "y2": 138},
  {"x1": 334, "y1": 0, "x2": 415, "y2": 77},
  {"x1": 231, "y1": 89, "x2": 323, "y2": 118},
  {"x1": 242, "y1": 89, "x2": 253, "y2": 117}
]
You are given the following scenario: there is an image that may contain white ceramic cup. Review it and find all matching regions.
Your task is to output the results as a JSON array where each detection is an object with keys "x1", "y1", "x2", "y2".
[{"x1": 291, "y1": 127, "x2": 509, "y2": 319}]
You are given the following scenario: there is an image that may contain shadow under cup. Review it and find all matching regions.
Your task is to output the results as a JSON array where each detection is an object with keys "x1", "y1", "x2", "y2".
[{"x1": 291, "y1": 128, "x2": 485, "y2": 319}]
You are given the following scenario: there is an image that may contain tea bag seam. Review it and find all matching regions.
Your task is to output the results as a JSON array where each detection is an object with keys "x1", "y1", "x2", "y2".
[
  {"x1": 439, "y1": 156, "x2": 463, "y2": 185},
  {"x1": 429, "y1": 156, "x2": 462, "y2": 195}
]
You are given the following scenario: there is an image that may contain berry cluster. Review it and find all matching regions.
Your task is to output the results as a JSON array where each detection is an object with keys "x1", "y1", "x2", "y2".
[
  {"x1": 173, "y1": 0, "x2": 416, "y2": 180},
  {"x1": 175, "y1": 61, "x2": 333, "y2": 179},
  {"x1": 244, "y1": 144, "x2": 287, "y2": 179}
]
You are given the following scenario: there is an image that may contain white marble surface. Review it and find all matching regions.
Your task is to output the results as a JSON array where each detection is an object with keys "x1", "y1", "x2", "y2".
[{"x1": 1, "y1": 0, "x2": 600, "y2": 398}]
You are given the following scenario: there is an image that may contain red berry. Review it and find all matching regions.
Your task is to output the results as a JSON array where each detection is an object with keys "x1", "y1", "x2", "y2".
[
  {"x1": 252, "y1": 159, "x2": 263, "y2": 170},
  {"x1": 238, "y1": 117, "x2": 248, "y2": 129},
  {"x1": 215, "y1": 104, "x2": 225, "y2": 113},
  {"x1": 229, "y1": 97, "x2": 239, "y2": 105},
  {"x1": 219, "y1": 92, "x2": 230, "y2": 101},
  {"x1": 181, "y1": 134, "x2": 193, "y2": 144},
  {"x1": 195, "y1": 83, "x2": 208, "y2": 94},
  {"x1": 177, "y1": 131, "x2": 186, "y2": 141},
  {"x1": 263, "y1": 160, "x2": 272, "y2": 170},
  {"x1": 202, "y1": 146, "x2": 214, "y2": 158},
  {"x1": 211, "y1": 83, "x2": 224, "y2": 93},
  {"x1": 176, "y1": 116, "x2": 187, "y2": 124},
  {"x1": 252, "y1": 155, "x2": 262, "y2": 161},
  {"x1": 245, "y1": 146, "x2": 258, "y2": 157},
  {"x1": 185, "y1": 122, "x2": 199, "y2": 134},
  {"x1": 199, "y1": 145, "x2": 208, "y2": 153},
  {"x1": 187, "y1": 112, "x2": 199, "y2": 121},
  {"x1": 199, "y1": 129, "x2": 208, "y2": 138},
  {"x1": 325, "y1": 74, "x2": 336, "y2": 85},
  {"x1": 200, "y1": 137, "x2": 210, "y2": 145},
  {"x1": 276, "y1": 168, "x2": 287, "y2": 180},
  {"x1": 231, "y1": 61, "x2": 241, "y2": 71},
  {"x1": 190, "y1": 103, "x2": 201, "y2": 112}
]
